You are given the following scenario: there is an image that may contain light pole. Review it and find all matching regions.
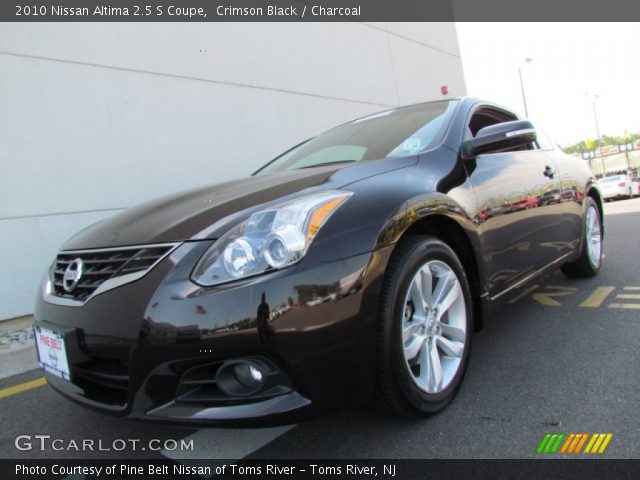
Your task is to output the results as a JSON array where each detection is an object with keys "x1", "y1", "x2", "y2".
[
  {"x1": 623, "y1": 129, "x2": 631, "y2": 173},
  {"x1": 586, "y1": 92, "x2": 605, "y2": 175},
  {"x1": 518, "y1": 58, "x2": 533, "y2": 118}
]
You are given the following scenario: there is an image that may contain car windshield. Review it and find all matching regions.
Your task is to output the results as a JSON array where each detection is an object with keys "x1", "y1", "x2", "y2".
[
  {"x1": 599, "y1": 176, "x2": 621, "y2": 183},
  {"x1": 256, "y1": 100, "x2": 458, "y2": 174}
]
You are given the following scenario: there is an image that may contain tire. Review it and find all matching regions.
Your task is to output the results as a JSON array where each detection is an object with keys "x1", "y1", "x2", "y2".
[
  {"x1": 374, "y1": 235, "x2": 473, "y2": 417},
  {"x1": 561, "y1": 197, "x2": 603, "y2": 277}
]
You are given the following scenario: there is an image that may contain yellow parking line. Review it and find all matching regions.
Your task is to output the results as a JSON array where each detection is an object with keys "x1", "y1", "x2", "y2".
[
  {"x1": 0, "y1": 377, "x2": 47, "y2": 399},
  {"x1": 615, "y1": 294, "x2": 640, "y2": 300},
  {"x1": 609, "y1": 303, "x2": 640, "y2": 309},
  {"x1": 532, "y1": 286, "x2": 578, "y2": 306},
  {"x1": 580, "y1": 286, "x2": 615, "y2": 308},
  {"x1": 508, "y1": 284, "x2": 540, "y2": 304}
]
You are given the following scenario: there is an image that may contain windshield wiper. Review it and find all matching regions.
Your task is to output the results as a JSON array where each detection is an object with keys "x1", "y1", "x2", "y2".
[{"x1": 297, "y1": 160, "x2": 358, "y2": 169}]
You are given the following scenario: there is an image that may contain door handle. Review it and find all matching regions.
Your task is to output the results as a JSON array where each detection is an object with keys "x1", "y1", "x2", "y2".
[{"x1": 543, "y1": 165, "x2": 556, "y2": 179}]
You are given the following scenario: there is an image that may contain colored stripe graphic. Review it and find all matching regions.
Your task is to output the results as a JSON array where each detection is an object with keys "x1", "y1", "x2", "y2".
[
  {"x1": 538, "y1": 433, "x2": 612, "y2": 454},
  {"x1": 574, "y1": 433, "x2": 589, "y2": 453},
  {"x1": 591, "y1": 434, "x2": 607, "y2": 453},
  {"x1": 568, "y1": 433, "x2": 584, "y2": 453},
  {"x1": 537, "y1": 433, "x2": 565, "y2": 453},
  {"x1": 550, "y1": 434, "x2": 565, "y2": 453},
  {"x1": 598, "y1": 434, "x2": 613, "y2": 453},
  {"x1": 584, "y1": 433, "x2": 599, "y2": 453},
  {"x1": 560, "y1": 433, "x2": 575, "y2": 453},
  {"x1": 545, "y1": 434, "x2": 558, "y2": 453},
  {"x1": 537, "y1": 434, "x2": 551, "y2": 454}
]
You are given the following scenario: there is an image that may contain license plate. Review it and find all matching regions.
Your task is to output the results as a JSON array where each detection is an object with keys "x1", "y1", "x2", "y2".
[{"x1": 34, "y1": 326, "x2": 71, "y2": 381}]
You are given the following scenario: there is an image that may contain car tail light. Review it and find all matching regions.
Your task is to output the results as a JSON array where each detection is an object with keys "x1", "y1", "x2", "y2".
[{"x1": 618, "y1": 182, "x2": 626, "y2": 186}]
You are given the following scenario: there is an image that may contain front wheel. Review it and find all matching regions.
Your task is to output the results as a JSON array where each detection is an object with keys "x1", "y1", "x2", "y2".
[
  {"x1": 374, "y1": 235, "x2": 473, "y2": 417},
  {"x1": 561, "y1": 197, "x2": 603, "y2": 277}
]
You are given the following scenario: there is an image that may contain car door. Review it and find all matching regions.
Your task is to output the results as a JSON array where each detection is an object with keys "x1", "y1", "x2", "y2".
[
  {"x1": 462, "y1": 106, "x2": 565, "y2": 297},
  {"x1": 535, "y1": 128, "x2": 584, "y2": 256}
]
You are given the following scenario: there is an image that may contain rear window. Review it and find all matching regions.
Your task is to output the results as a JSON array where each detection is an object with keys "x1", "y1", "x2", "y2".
[{"x1": 599, "y1": 176, "x2": 621, "y2": 183}]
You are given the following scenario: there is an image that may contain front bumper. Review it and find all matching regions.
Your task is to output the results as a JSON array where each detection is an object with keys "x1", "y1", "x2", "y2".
[{"x1": 34, "y1": 241, "x2": 391, "y2": 426}]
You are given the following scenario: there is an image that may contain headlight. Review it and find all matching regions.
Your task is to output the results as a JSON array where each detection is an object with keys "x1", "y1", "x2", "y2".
[{"x1": 191, "y1": 190, "x2": 353, "y2": 286}]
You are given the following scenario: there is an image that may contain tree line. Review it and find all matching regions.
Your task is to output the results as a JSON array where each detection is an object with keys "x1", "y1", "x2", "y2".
[{"x1": 563, "y1": 132, "x2": 640, "y2": 154}]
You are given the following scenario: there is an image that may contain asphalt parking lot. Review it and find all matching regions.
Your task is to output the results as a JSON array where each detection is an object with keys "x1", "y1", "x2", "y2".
[{"x1": 1, "y1": 198, "x2": 639, "y2": 462}]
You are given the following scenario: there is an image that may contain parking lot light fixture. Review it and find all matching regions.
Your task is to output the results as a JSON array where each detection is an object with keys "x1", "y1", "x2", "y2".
[{"x1": 518, "y1": 58, "x2": 533, "y2": 118}]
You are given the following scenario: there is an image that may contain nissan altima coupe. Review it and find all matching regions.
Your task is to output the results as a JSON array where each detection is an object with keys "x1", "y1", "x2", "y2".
[{"x1": 34, "y1": 97, "x2": 603, "y2": 425}]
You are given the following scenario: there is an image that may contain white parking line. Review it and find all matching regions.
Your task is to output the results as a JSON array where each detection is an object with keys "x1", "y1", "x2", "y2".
[{"x1": 161, "y1": 425, "x2": 295, "y2": 461}]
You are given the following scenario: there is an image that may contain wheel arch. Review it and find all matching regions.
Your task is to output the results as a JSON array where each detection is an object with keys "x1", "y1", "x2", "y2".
[
  {"x1": 586, "y1": 186, "x2": 604, "y2": 237},
  {"x1": 385, "y1": 207, "x2": 485, "y2": 332}
]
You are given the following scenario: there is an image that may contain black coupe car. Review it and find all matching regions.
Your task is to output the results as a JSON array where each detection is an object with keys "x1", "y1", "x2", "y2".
[{"x1": 34, "y1": 97, "x2": 603, "y2": 425}]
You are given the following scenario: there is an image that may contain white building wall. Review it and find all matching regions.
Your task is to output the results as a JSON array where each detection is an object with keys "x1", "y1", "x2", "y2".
[{"x1": 0, "y1": 22, "x2": 466, "y2": 320}]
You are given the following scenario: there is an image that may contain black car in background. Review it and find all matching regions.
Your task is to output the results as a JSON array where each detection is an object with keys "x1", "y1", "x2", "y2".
[{"x1": 34, "y1": 97, "x2": 603, "y2": 425}]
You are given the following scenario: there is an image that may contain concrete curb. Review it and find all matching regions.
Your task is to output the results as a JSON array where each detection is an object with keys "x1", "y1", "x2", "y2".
[
  {"x1": 0, "y1": 315, "x2": 39, "y2": 380},
  {"x1": 0, "y1": 343, "x2": 39, "y2": 380},
  {"x1": 0, "y1": 314, "x2": 34, "y2": 328}
]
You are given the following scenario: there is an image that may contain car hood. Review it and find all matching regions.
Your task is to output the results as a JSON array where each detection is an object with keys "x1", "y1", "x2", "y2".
[{"x1": 61, "y1": 157, "x2": 417, "y2": 250}]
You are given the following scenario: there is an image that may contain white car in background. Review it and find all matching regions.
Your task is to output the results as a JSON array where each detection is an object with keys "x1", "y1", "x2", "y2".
[{"x1": 598, "y1": 174, "x2": 634, "y2": 201}]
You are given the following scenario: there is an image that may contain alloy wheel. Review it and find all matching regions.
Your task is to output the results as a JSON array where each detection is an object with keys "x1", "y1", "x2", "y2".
[
  {"x1": 585, "y1": 205, "x2": 602, "y2": 268},
  {"x1": 401, "y1": 260, "x2": 466, "y2": 394}
]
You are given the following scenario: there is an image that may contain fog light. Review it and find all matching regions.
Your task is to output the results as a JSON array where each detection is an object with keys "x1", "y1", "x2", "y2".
[
  {"x1": 234, "y1": 363, "x2": 264, "y2": 387},
  {"x1": 249, "y1": 365, "x2": 263, "y2": 382},
  {"x1": 216, "y1": 360, "x2": 268, "y2": 397}
]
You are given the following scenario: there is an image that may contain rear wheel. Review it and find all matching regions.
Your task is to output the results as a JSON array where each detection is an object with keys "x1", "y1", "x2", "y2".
[
  {"x1": 374, "y1": 236, "x2": 473, "y2": 416},
  {"x1": 561, "y1": 197, "x2": 603, "y2": 277}
]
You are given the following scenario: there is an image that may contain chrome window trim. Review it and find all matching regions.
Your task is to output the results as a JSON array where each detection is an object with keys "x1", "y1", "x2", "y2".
[
  {"x1": 505, "y1": 127, "x2": 536, "y2": 138},
  {"x1": 43, "y1": 242, "x2": 181, "y2": 307}
]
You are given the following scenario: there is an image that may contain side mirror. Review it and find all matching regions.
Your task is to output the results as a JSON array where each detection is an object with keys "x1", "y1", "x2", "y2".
[{"x1": 461, "y1": 120, "x2": 537, "y2": 159}]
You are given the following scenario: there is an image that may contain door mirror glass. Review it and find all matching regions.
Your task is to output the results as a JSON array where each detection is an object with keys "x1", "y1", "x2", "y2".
[{"x1": 461, "y1": 120, "x2": 537, "y2": 159}]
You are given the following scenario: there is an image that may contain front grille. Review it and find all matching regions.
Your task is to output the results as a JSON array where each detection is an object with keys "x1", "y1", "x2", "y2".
[{"x1": 52, "y1": 245, "x2": 174, "y2": 301}]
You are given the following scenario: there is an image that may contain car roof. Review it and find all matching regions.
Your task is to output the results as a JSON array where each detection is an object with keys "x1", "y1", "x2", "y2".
[{"x1": 346, "y1": 96, "x2": 489, "y2": 124}]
